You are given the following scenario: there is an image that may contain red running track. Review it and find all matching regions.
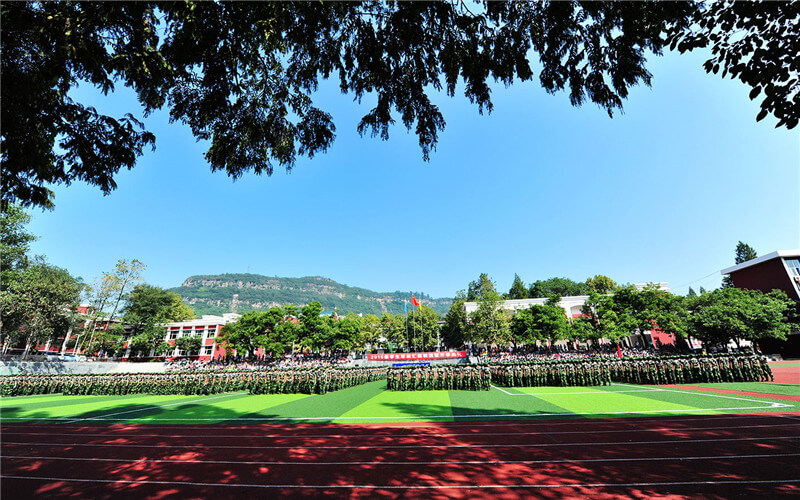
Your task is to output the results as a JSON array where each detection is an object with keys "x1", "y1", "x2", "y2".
[
  {"x1": 770, "y1": 363, "x2": 800, "y2": 385},
  {"x1": 3, "y1": 413, "x2": 800, "y2": 499}
]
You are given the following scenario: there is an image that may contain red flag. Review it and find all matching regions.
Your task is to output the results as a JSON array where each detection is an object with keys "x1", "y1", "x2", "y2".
[
  {"x1": 617, "y1": 344, "x2": 622, "y2": 358},
  {"x1": 411, "y1": 295, "x2": 420, "y2": 307}
]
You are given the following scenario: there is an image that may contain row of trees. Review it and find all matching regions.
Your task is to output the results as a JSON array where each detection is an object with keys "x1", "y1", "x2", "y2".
[
  {"x1": 2, "y1": 204, "x2": 795, "y2": 358},
  {"x1": 0, "y1": 205, "x2": 83, "y2": 357},
  {"x1": 217, "y1": 303, "x2": 441, "y2": 358},
  {"x1": 444, "y1": 273, "x2": 798, "y2": 352},
  {"x1": 0, "y1": 204, "x2": 196, "y2": 358},
  {"x1": 505, "y1": 274, "x2": 618, "y2": 299}
]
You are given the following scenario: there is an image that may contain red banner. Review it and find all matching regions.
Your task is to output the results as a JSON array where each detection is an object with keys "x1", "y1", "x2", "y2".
[{"x1": 368, "y1": 351, "x2": 467, "y2": 361}]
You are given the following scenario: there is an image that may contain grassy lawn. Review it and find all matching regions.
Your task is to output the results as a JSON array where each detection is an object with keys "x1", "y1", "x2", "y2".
[{"x1": 1, "y1": 381, "x2": 796, "y2": 424}]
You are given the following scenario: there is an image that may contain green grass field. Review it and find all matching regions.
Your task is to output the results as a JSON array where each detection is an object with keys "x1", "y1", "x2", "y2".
[{"x1": 1, "y1": 381, "x2": 795, "y2": 424}]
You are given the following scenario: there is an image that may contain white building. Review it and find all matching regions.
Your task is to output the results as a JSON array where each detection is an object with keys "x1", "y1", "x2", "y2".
[{"x1": 124, "y1": 313, "x2": 240, "y2": 360}]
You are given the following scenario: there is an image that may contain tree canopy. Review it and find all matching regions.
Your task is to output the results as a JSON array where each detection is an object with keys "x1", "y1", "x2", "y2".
[
  {"x1": 122, "y1": 284, "x2": 195, "y2": 326},
  {"x1": 529, "y1": 277, "x2": 589, "y2": 298},
  {"x1": 687, "y1": 287, "x2": 796, "y2": 348},
  {"x1": 666, "y1": 1, "x2": 799, "y2": 130},
  {"x1": 0, "y1": 205, "x2": 84, "y2": 354},
  {"x1": 14, "y1": 1, "x2": 786, "y2": 211},
  {"x1": 721, "y1": 241, "x2": 758, "y2": 288}
]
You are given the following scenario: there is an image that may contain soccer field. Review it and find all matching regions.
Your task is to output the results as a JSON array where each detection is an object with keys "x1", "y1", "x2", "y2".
[{"x1": 1, "y1": 381, "x2": 794, "y2": 424}]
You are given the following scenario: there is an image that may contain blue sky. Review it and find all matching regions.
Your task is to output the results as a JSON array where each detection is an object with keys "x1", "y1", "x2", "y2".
[{"x1": 27, "y1": 48, "x2": 799, "y2": 300}]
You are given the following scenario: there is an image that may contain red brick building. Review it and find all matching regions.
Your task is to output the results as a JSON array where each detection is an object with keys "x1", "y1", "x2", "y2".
[
  {"x1": 721, "y1": 249, "x2": 800, "y2": 300},
  {"x1": 722, "y1": 249, "x2": 800, "y2": 357}
]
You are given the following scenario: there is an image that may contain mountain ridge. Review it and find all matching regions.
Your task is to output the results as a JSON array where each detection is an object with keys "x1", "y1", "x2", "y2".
[{"x1": 171, "y1": 273, "x2": 453, "y2": 317}]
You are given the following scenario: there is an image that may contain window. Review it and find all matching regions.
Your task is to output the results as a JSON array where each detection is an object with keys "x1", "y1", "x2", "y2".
[
  {"x1": 195, "y1": 329, "x2": 205, "y2": 337},
  {"x1": 786, "y1": 259, "x2": 800, "y2": 277},
  {"x1": 203, "y1": 346, "x2": 213, "y2": 355},
  {"x1": 169, "y1": 331, "x2": 178, "y2": 340},
  {"x1": 207, "y1": 327, "x2": 217, "y2": 338}
]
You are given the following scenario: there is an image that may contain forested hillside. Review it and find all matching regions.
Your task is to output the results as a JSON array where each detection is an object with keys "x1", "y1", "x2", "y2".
[{"x1": 171, "y1": 274, "x2": 451, "y2": 317}]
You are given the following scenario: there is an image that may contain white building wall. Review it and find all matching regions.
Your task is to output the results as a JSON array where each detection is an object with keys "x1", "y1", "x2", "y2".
[{"x1": 463, "y1": 296, "x2": 590, "y2": 317}]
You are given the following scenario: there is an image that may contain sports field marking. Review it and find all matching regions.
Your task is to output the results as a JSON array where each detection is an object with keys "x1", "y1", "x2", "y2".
[
  {"x1": 4, "y1": 412, "x2": 789, "y2": 431},
  {"x1": 2, "y1": 475, "x2": 799, "y2": 490},
  {"x1": 618, "y1": 383, "x2": 793, "y2": 406},
  {"x1": 5, "y1": 422, "x2": 797, "y2": 440},
  {"x1": 63, "y1": 392, "x2": 247, "y2": 423},
  {"x1": 4, "y1": 452, "x2": 799, "y2": 467},
  {"x1": 2, "y1": 402, "x2": 792, "y2": 423},
  {"x1": 490, "y1": 385, "x2": 661, "y2": 396},
  {"x1": 4, "y1": 435, "x2": 797, "y2": 450}
]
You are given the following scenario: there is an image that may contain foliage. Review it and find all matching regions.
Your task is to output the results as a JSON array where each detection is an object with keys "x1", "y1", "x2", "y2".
[
  {"x1": 329, "y1": 313, "x2": 364, "y2": 351},
  {"x1": 687, "y1": 287, "x2": 796, "y2": 348},
  {"x1": 218, "y1": 309, "x2": 284, "y2": 358},
  {"x1": 3, "y1": 2, "x2": 703, "y2": 210},
  {"x1": 466, "y1": 273, "x2": 496, "y2": 301},
  {"x1": 128, "y1": 323, "x2": 168, "y2": 357},
  {"x1": 174, "y1": 334, "x2": 202, "y2": 356},
  {"x1": 610, "y1": 285, "x2": 688, "y2": 341},
  {"x1": 511, "y1": 298, "x2": 570, "y2": 346},
  {"x1": 0, "y1": 260, "x2": 83, "y2": 352},
  {"x1": 360, "y1": 314, "x2": 382, "y2": 349},
  {"x1": 578, "y1": 291, "x2": 631, "y2": 344},
  {"x1": 528, "y1": 277, "x2": 589, "y2": 298},
  {"x1": 667, "y1": 0, "x2": 800, "y2": 129},
  {"x1": 123, "y1": 284, "x2": 195, "y2": 325},
  {"x1": 407, "y1": 305, "x2": 440, "y2": 351},
  {"x1": 507, "y1": 274, "x2": 528, "y2": 299},
  {"x1": 78, "y1": 259, "x2": 146, "y2": 355},
  {"x1": 733, "y1": 241, "x2": 759, "y2": 264},
  {"x1": 441, "y1": 291, "x2": 468, "y2": 349},
  {"x1": 721, "y1": 241, "x2": 758, "y2": 288},
  {"x1": 466, "y1": 275, "x2": 511, "y2": 346},
  {"x1": 380, "y1": 313, "x2": 408, "y2": 351},
  {"x1": 298, "y1": 301, "x2": 329, "y2": 351},
  {"x1": 585, "y1": 275, "x2": 617, "y2": 294},
  {"x1": 0, "y1": 204, "x2": 35, "y2": 285}
]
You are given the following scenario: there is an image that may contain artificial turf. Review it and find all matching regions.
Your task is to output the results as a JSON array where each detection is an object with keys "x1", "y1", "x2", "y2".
[{"x1": 1, "y1": 381, "x2": 795, "y2": 424}]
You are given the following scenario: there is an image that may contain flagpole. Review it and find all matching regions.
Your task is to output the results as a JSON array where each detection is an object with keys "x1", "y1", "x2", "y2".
[
  {"x1": 413, "y1": 294, "x2": 416, "y2": 352},
  {"x1": 404, "y1": 299, "x2": 409, "y2": 352}
]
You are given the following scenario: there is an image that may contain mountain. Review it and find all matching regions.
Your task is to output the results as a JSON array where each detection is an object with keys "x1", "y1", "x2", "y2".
[{"x1": 170, "y1": 274, "x2": 453, "y2": 317}]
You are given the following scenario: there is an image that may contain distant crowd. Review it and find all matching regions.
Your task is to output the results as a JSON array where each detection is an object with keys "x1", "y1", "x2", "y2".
[{"x1": 165, "y1": 352, "x2": 352, "y2": 372}]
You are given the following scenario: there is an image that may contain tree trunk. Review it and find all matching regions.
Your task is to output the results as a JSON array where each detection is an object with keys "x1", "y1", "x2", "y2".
[{"x1": 60, "y1": 324, "x2": 73, "y2": 355}]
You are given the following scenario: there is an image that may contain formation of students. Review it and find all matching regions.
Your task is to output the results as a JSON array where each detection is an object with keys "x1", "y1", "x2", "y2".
[
  {"x1": 164, "y1": 352, "x2": 351, "y2": 372},
  {"x1": 1, "y1": 350, "x2": 772, "y2": 397}
]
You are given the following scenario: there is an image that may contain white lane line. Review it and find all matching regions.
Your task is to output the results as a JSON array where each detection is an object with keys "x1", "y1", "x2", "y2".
[
  {"x1": 4, "y1": 422, "x2": 798, "y2": 440},
  {"x1": 1, "y1": 475, "x2": 798, "y2": 490},
  {"x1": 63, "y1": 392, "x2": 247, "y2": 424},
  {"x1": 490, "y1": 385, "x2": 661, "y2": 396},
  {"x1": 5, "y1": 403, "x2": 790, "y2": 423},
  {"x1": 615, "y1": 383, "x2": 792, "y2": 405},
  {"x1": 5, "y1": 412, "x2": 792, "y2": 431},
  {"x1": 3, "y1": 435, "x2": 798, "y2": 451},
  {"x1": 4, "y1": 452, "x2": 799, "y2": 467}
]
